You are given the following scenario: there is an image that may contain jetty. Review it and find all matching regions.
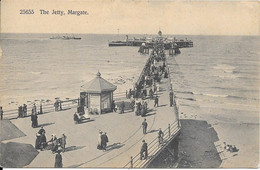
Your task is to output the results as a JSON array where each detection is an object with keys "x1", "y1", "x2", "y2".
[
  {"x1": 109, "y1": 31, "x2": 193, "y2": 49},
  {"x1": 0, "y1": 42, "x2": 182, "y2": 168}
]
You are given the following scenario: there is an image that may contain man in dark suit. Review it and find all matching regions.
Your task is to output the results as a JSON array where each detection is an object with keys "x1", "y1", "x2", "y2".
[
  {"x1": 154, "y1": 95, "x2": 159, "y2": 107},
  {"x1": 169, "y1": 91, "x2": 174, "y2": 107},
  {"x1": 140, "y1": 140, "x2": 148, "y2": 160},
  {"x1": 101, "y1": 132, "x2": 109, "y2": 151},
  {"x1": 120, "y1": 101, "x2": 125, "y2": 114},
  {"x1": 142, "y1": 119, "x2": 148, "y2": 134}
]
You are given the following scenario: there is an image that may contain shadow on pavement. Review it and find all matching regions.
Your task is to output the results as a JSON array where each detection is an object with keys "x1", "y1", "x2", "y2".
[
  {"x1": 36, "y1": 122, "x2": 55, "y2": 128},
  {"x1": 106, "y1": 142, "x2": 125, "y2": 151},
  {"x1": 79, "y1": 119, "x2": 95, "y2": 124},
  {"x1": 65, "y1": 145, "x2": 86, "y2": 153},
  {"x1": 148, "y1": 129, "x2": 159, "y2": 134},
  {"x1": 143, "y1": 112, "x2": 156, "y2": 117}
]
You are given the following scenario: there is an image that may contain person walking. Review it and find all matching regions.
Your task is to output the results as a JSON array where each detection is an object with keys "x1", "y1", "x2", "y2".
[
  {"x1": 23, "y1": 104, "x2": 27, "y2": 117},
  {"x1": 39, "y1": 103, "x2": 43, "y2": 114},
  {"x1": 120, "y1": 101, "x2": 125, "y2": 114},
  {"x1": 35, "y1": 133, "x2": 41, "y2": 149},
  {"x1": 34, "y1": 114, "x2": 38, "y2": 127},
  {"x1": 130, "y1": 99, "x2": 135, "y2": 112},
  {"x1": 18, "y1": 106, "x2": 23, "y2": 117},
  {"x1": 73, "y1": 112, "x2": 79, "y2": 124},
  {"x1": 169, "y1": 91, "x2": 174, "y2": 107},
  {"x1": 0, "y1": 106, "x2": 3, "y2": 120},
  {"x1": 135, "y1": 100, "x2": 141, "y2": 116},
  {"x1": 141, "y1": 104, "x2": 146, "y2": 117},
  {"x1": 142, "y1": 119, "x2": 148, "y2": 134},
  {"x1": 144, "y1": 101, "x2": 148, "y2": 114},
  {"x1": 101, "y1": 132, "x2": 109, "y2": 151},
  {"x1": 140, "y1": 140, "x2": 148, "y2": 160},
  {"x1": 33, "y1": 103, "x2": 37, "y2": 115},
  {"x1": 60, "y1": 134, "x2": 67, "y2": 152},
  {"x1": 38, "y1": 126, "x2": 46, "y2": 135},
  {"x1": 158, "y1": 128, "x2": 164, "y2": 145},
  {"x1": 40, "y1": 131, "x2": 47, "y2": 150},
  {"x1": 54, "y1": 101, "x2": 58, "y2": 111},
  {"x1": 54, "y1": 151, "x2": 63, "y2": 168},
  {"x1": 154, "y1": 96, "x2": 159, "y2": 107},
  {"x1": 111, "y1": 100, "x2": 116, "y2": 112},
  {"x1": 149, "y1": 88, "x2": 153, "y2": 99},
  {"x1": 31, "y1": 114, "x2": 34, "y2": 127}
]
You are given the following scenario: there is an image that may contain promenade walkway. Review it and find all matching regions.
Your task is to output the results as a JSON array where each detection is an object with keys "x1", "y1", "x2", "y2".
[{"x1": 2, "y1": 68, "x2": 179, "y2": 168}]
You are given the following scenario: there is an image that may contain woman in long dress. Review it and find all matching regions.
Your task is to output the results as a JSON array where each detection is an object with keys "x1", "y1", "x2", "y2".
[{"x1": 35, "y1": 133, "x2": 41, "y2": 149}]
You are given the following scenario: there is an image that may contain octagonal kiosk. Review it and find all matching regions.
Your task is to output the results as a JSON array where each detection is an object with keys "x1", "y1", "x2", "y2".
[{"x1": 80, "y1": 72, "x2": 117, "y2": 115}]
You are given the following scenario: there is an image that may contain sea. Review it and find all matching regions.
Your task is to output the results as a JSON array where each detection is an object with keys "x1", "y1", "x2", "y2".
[{"x1": 0, "y1": 34, "x2": 259, "y2": 124}]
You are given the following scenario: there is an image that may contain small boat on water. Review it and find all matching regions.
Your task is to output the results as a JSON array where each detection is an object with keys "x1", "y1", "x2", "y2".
[{"x1": 108, "y1": 41, "x2": 127, "y2": 46}]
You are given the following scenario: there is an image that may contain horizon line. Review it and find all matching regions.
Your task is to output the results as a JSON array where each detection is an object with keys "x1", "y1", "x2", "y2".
[{"x1": 1, "y1": 32, "x2": 259, "y2": 36}]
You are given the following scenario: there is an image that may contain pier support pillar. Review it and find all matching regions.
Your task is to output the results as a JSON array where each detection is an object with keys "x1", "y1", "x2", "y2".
[{"x1": 130, "y1": 156, "x2": 133, "y2": 168}]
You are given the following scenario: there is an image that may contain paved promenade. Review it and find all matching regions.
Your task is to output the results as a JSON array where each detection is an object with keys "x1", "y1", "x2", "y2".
[{"x1": 2, "y1": 67, "x2": 178, "y2": 168}]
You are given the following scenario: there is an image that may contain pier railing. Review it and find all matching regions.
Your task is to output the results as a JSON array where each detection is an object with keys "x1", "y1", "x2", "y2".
[
  {"x1": 2, "y1": 98, "x2": 79, "y2": 120},
  {"x1": 1, "y1": 91, "x2": 132, "y2": 120},
  {"x1": 123, "y1": 120, "x2": 181, "y2": 168}
]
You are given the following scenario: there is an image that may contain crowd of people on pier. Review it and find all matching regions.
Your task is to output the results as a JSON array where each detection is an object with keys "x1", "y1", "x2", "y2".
[
  {"x1": 35, "y1": 129, "x2": 67, "y2": 168},
  {"x1": 34, "y1": 126, "x2": 67, "y2": 159}
]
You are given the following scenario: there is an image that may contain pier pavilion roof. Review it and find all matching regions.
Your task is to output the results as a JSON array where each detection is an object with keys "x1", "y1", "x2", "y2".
[{"x1": 81, "y1": 72, "x2": 117, "y2": 93}]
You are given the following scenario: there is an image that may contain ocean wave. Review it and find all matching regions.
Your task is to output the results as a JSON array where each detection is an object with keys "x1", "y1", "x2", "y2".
[
  {"x1": 193, "y1": 92, "x2": 228, "y2": 98},
  {"x1": 210, "y1": 86, "x2": 259, "y2": 93},
  {"x1": 176, "y1": 97, "x2": 196, "y2": 101},
  {"x1": 175, "y1": 91, "x2": 194, "y2": 95},
  {"x1": 179, "y1": 104, "x2": 200, "y2": 108},
  {"x1": 193, "y1": 91, "x2": 257, "y2": 101},
  {"x1": 227, "y1": 95, "x2": 257, "y2": 101}
]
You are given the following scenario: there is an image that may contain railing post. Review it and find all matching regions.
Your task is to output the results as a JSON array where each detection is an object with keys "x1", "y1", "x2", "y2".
[
  {"x1": 130, "y1": 156, "x2": 133, "y2": 168},
  {"x1": 168, "y1": 123, "x2": 171, "y2": 138},
  {"x1": 78, "y1": 98, "x2": 80, "y2": 106},
  {"x1": 59, "y1": 101, "x2": 62, "y2": 111}
]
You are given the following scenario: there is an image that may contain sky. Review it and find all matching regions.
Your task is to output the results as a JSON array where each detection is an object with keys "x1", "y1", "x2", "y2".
[{"x1": 0, "y1": 0, "x2": 259, "y2": 35}]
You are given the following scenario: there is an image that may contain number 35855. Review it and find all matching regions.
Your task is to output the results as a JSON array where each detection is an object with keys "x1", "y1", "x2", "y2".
[{"x1": 20, "y1": 9, "x2": 34, "y2": 14}]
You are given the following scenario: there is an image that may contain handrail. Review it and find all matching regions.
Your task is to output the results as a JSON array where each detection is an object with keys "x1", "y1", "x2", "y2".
[
  {"x1": 2, "y1": 98, "x2": 79, "y2": 119},
  {"x1": 123, "y1": 121, "x2": 180, "y2": 168}
]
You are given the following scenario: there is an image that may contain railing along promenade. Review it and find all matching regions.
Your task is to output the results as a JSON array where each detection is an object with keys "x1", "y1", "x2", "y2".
[{"x1": 1, "y1": 91, "x2": 130, "y2": 120}]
